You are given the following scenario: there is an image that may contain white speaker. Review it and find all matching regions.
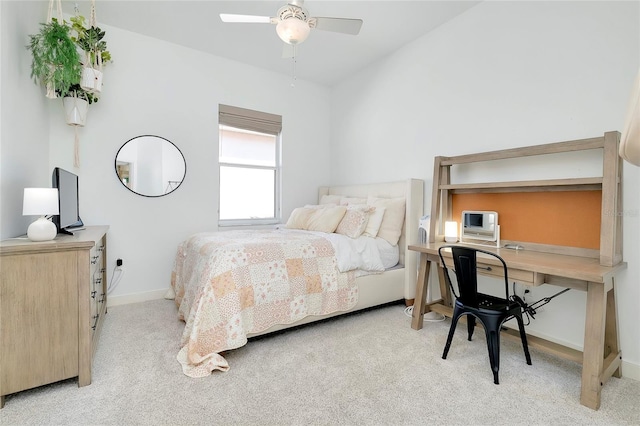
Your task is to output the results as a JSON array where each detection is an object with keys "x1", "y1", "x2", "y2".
[{"x1": 418, "y1": 215, "x2": 429, "y2": 244}]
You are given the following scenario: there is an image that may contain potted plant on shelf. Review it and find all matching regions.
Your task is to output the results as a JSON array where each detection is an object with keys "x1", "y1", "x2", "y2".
[
  {"x1": 71, "y1": 15, "x2": 112, "y2": 94},
  {"x1": 27, "y1": 19, "x2": 81, "y2": 99}
]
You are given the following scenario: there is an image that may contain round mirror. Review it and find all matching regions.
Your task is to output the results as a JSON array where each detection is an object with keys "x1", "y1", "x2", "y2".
[{"x1": 115, "y1": 135, "x2": 186, "y2": 197}]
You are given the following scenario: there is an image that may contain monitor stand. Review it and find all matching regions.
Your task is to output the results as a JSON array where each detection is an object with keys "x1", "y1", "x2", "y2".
[{"x1": 59, "y1": 218, "x2": 85, "y2": 235}]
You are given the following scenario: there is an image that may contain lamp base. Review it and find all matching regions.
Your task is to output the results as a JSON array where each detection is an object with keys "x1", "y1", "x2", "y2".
[{"x1": 27, "y1": 216, "x2": 57, "y2": 242}]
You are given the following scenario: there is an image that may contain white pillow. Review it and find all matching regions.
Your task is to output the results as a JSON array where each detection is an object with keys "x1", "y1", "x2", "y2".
[
  {"x1": 367, "y1": 196, "x2": 406, "y2": 245},
  {"x1": 362, "y1": 206, "x2": 385, "y2": 238},
  {"x1": 335, "y1": 205, "x2": 372, "y2": 239}
]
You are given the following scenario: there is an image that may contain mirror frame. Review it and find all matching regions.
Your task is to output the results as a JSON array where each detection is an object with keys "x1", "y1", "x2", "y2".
[{"x1": 114, "y1": 135, "x2": 187, "y2": 198}]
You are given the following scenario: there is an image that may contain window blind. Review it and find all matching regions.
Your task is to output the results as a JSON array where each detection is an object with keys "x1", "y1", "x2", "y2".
[{"x1": 219, "y1": 104, "x2": 282, "y2": 135}]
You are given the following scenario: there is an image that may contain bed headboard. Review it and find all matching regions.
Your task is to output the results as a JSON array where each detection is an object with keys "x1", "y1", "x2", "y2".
[{"x1": 318, "y1": 179, "x2": 424, "y2": 300}]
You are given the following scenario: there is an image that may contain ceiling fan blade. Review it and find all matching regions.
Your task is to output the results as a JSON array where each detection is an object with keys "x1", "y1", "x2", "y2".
[
  {"x1": 311, "y1": 17, "x2": 363, "y2": 35},
  {"x1": 220, "y1": 14, "x2": 275, "y2": 24}
]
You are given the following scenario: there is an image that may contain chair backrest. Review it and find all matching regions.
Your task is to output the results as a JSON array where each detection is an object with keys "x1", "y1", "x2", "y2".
[{"x1": 438, "y1": 245, "x2": 510, "y2": 308}]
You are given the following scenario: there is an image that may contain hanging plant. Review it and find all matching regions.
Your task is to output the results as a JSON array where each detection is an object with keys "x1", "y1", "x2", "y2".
[
  {"x1": 27, "y1": 19, "x2": 81, "y2": 98},
  {"x1": 70, "y1": 14, "x2": 112, "y2": 94},
  {"x1": 60, "y1": 84, "x2": 98, "y2": 128}
]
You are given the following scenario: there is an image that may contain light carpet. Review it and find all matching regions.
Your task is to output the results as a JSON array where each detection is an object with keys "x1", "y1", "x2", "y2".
[{"x1": 1, "y1": 299, "x2": 638, "y2": 425}]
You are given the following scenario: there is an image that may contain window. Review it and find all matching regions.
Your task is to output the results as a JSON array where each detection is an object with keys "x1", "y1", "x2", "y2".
[{"x1": 218, "y1": 105, "x2": 282, "y2": 226}]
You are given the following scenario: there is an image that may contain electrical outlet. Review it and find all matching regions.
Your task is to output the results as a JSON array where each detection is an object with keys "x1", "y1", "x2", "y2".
[{"x1": 116, "y1": 258, "x2": 123, "y2": 267}]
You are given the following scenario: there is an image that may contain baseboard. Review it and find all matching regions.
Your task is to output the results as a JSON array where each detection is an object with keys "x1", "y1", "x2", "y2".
[
  {"x1": 621, "y1": 360, "x2": 640, "y2": 381},
  {"x1": 107, "y1": 289, "x2": 167, "y2": 307},
  {"x1": 504, "y1": 324, "x2": 640, "y2": 381}
]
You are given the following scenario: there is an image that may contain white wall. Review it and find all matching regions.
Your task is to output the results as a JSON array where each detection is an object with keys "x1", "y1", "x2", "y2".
[
  {"x1": 45, "y1": 23, "x2": 332, "y2": 303},
  {"x1": 0, "y1": 0, "x2": 51, "y2": 239},
  {"x1": 330, "y1": 1, "x2": 640, "y2": 377}
]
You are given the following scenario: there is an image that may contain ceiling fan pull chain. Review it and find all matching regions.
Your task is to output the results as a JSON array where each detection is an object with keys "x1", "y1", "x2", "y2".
[{"x1": 291, "y1": 45, "x2": 297, "y2": 88}]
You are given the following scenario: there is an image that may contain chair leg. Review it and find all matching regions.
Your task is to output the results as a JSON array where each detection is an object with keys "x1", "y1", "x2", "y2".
[
  {"x1": 516, "y1": 313, "x2": 532, "y2": 365},
  {"x1": 467, "y1": 315, "x2": 476, "y2": 341},
  {"x1": 481, "y1": 316, "x2": 502, "y2": 385},
  {"x1": 442, "y1": 308, "x2": 462, "y2": 360},
  {"x1": 486, "y1": 328, "x2": 501, "y2": 384}
]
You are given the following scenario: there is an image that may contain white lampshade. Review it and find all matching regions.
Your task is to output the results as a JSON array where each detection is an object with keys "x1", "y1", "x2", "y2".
[
  {"x1": 23, "y1": 188, "x2": 59, "y2": 216},
  {"x1": 276, "y1": 18, "x2": 310, "y2": 45},
  {"x1": 444, "y1": 221, "x2": 458, "y2": 243},
  {"x1": 23, "y1": 188, "x2": 59, "y2": 242}
]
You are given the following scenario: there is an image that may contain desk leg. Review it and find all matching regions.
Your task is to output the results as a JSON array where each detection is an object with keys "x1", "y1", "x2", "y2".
[
  {"x1": 580, "y1": 278, "x2": 621, "y2": 410},
  {"x1": 437, "y1": 264, "x2": 452, "y2": 308},
  {"x1": 411, "y1": 253, "x2": 430, "y2": 330},
  {"x1": 605, "y1": 279, "x2": 622, "y2": 379}
]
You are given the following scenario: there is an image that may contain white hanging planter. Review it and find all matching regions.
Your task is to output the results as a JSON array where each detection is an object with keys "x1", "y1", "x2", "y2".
[
  {"x1": 63, "y1": 97, "x2": 89, "y2": 127},
  {"x1": 80, "y1": 66, "x2": 103, "y2": 93}
]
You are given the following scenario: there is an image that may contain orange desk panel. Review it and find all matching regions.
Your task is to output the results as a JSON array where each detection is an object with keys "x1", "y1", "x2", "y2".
[{"x1": 452, "y1": 191, "x2": 601, "y2": 249}]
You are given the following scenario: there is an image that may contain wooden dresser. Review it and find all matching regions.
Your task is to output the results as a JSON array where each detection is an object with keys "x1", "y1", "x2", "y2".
[{"x1": 0, "y1": 225, "x2": 109, "y2": 408}]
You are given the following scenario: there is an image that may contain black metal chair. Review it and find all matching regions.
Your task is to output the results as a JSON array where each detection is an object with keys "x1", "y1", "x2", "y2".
[{"x1": 438, "y1": 245, "x2": 532, "y2": 384}]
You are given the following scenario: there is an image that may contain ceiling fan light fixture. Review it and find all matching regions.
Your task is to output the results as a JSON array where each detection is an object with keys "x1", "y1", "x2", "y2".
[{"x1": 276, "y1": 17, "x2": 310, "y2": 45}]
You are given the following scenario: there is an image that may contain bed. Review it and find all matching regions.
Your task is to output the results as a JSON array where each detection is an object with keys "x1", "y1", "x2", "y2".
[{"x1": 171, "y1": 179, "x2": 424, "y2": 377}]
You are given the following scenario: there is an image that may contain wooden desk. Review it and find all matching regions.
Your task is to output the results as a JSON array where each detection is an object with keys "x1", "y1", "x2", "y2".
[{"x1": 409, "y1": 242, "x2": 627, "y2": 410}]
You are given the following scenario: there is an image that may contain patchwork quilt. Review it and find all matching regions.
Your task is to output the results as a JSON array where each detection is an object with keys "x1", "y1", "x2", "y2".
[{"x1": 171, "y1": 229, "x2": 357, "y2": 377}]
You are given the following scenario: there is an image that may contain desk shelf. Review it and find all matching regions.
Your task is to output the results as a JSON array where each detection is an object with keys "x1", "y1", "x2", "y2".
[
  {"x1": 429, "y1": 131, "x2": 623, "y2": 267},
  {"x1": 440, "y1": 177, "x2": 603, "y2": 194}
]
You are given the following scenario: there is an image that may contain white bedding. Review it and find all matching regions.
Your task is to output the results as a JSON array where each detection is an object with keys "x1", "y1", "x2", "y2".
[{"x1": 314, "y1": 231, "x2": 399, "y2": 273}]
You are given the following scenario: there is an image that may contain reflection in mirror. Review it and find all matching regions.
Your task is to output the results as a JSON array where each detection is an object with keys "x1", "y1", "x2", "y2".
[
  {"x1": 460, "y1": 210, "x2": 499, "y2": 242},
  {"x1": 115, "y1": 135, "x2": 186, "y2": 197}
]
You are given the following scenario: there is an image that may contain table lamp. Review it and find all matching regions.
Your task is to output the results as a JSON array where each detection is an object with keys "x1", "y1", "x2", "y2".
[
  {"x1": 23, "y1": 188, "x2": 59, "y2": 242},
  {"x1": 444, "y1": 221, "x2": 458, "y2": 243}
]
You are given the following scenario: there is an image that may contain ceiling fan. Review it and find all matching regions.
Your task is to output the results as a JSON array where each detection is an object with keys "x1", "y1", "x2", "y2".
[{"x1": 220, "y1": 0, "x2": 363, "y2": 46}]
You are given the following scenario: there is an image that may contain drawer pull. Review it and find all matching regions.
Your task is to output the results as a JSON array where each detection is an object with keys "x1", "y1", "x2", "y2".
[
  {"x1": 477, "y1": 266, "x2": 492, "y2": 271},
  {"x1": 91, "y1": 314, "x2": 99, "y2": 330},
  {"x1": 91, "y1": 314, "x2": 100, "y2": 330}
]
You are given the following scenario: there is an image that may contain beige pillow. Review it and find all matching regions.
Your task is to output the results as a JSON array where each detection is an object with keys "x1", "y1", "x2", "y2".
[
  {"x1": 305, "y1": 204, "x2": 334, "y2": 209},
  {"x1": 362, "y1": 206, "x2": 385, "y2": 238},
  {"x1": 335, "y1": 205, "x2": 372, "y2": 239},
  {"x1": 367, "y1": 196, "x2": 406, "y2": 245},
  {"x1": 340, "y1": 197, "x2": 367, "y2": 206},
  {"x1": 320, "y1": 194, "x2": 342, "y2": 205},
  {"x1": 285, "y1": 207, "x2": 316, "y2": 229},
  {"x1": 286, "y1": 205, "x2": 347, "y2": 233},
  {"x1": 306, "y1": 205, "x2": 347, "y2": 233}
]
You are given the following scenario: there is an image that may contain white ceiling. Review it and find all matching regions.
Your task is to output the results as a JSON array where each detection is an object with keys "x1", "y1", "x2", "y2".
[{"x1": 64, "y1": 1, "x2": 481, "y2": 87}]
